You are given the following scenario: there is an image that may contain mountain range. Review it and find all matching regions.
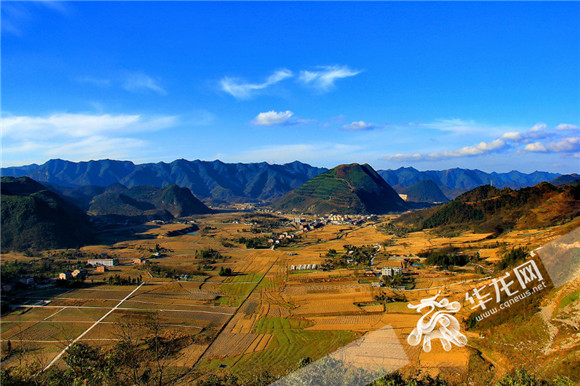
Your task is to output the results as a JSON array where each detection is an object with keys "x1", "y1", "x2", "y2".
[
  {"x1": 2, "y1": 159, "x2": 325, "y2": 205},
  {"x1": 2, "y1": 159, "x2": 567, "y2": 204},
  {"x1": 377, "y1": 167, "x2": 561, "y2": 198},
  {"x1": 273, "y1": 163, "x2": 407, "y2": 214}
]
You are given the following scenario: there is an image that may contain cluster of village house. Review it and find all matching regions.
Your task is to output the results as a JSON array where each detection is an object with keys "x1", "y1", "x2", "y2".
[
  {"x1": 267, "y1": 215, "x2": 371, "y2": 245},
  {"x1": 293, "y1": 215, "x2": 368, "y2": 228},
  {"x1": 58, "y1": 258, "x2": 115, "y2": 280},
  {"x1": 56, "y1": 253, "x2": 160, "y2": 280},
  {"x1": 288, "y1": 264, "x2": 404, "y2": 277}
]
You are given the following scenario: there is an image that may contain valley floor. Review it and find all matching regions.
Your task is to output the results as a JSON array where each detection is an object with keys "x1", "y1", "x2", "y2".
[{"x1": 1, "y1": 213, "x2": 579, "y2": 384}]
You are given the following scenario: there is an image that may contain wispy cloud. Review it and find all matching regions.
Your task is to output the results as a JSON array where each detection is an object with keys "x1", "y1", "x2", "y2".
[
  {"x1": 384, "y1": 138, "x2": 507, "y2": 162},
  {"x1": 1, "y1": 1, "x2": 69, "y2": 36},
  {"x1": 252, "y1": 110, "x2": 295, "y2": 126},
  {"x1": 76, "y1": 71, "x2": 166, "y2": 95},
  {"x1": 2, "y1": 113, "x2": 176, "y2": 140},
  {"x1": 298, "y1": 65, "x2": 362, "y2": 92},
  {"x1": 555, "y1": 123, "x2": 579, "y2": 131},
  {"x1": 382, "y1": 122, "x2": 580, "y2": 162},
  {"x1": 420, "y1": 118, "x2": 494, "y2": 135},
  {"x1": 525, "y1": 137, "x2": 580, "y2": 153},
  {"x1": 220, "y1": 69, "x2": 293, "y2": 99},
  {"x1": 343, "y1": 121, "x2": 375, "y2": 131},
  {"x1": 122, "y1": 72, "x2": 166, "y2": 95},
  {"x1": 2, "y1": 112, "x2": 177, "y2": 163}
]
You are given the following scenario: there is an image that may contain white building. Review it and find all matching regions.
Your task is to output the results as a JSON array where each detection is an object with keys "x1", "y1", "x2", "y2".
[
  {"x1": 381, "y1": 267, "x2": 403, "y2": 277},
  {"x1": 87, "y1": 259, "x2": 114, "y2": 267}
]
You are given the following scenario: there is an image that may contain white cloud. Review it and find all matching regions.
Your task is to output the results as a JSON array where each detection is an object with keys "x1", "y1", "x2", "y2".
[
  {"x1": 382, "y1": 120, "x2": 580, "y2": 162},
  {"x1": 220, "y1": 69, "x2": 293, "y2": 99},
  {"x1": 383, "y1": 138, "x2": 507, "y2": 161},
  {"x1": 421, "y1": 118, "x2": 479, "y2": 133},
  {"x1": 122, "y1": 72, "x2": 166, "y2": 95},
  {"x1": 343, "y1": 121, "x2": 375, "y2": 131},
  {"x1": 501, "y1": 132, "x2": 523, "y2": 141},
  {"x1": 298, "y1": 65, "x2": 361, "y2": 92},
  {"x1": 524, "y1": 142, "x2": 548, "y2": 152},
  {"x1": 1, "y1": 112, "x2": 178, "y2": 164},
  {"x1": 2, "y1": 113, "x2": 177, "y2": 140},
  {"x1": 252, "y1": 110, "x2": 294, "y2": 126},
  {"x1": 2, "y1": 1, "x2": 68, "y2": 36},
  {"x1": 530, "y1": 122, "x2": 547, "y2": 132},
  {"x1": 555, "y1": 123, "x2": 579, "y2": 131},
  {"x1": 545, "y1": 137, "x2": 580, "y2": 153}
]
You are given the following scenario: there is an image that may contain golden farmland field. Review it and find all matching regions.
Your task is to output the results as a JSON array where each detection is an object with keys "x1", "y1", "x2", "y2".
[{"x1": 1, "y1": 212, "x2": 579, "y2": 384}]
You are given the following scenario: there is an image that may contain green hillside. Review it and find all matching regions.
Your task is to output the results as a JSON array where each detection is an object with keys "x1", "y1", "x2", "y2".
[
  {"x1": 1, "y1": 177, "x2": 94, "y2": 252},
  {"x1": 88, "y1": 184, "x2": 212, "y2": 218},
  {"x1": 396, "y1": 182, "x2": 580, "y2": 233},
  {"x1": 399, "y1": 179, "x2": 449, "y2": 203},
  {"x1": 273, "y1": 163, "x2": 407, "y2": 214}
]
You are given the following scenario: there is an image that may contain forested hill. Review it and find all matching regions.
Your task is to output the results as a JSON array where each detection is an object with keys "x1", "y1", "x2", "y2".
[
  {"x1": 395, "y1": 182, "x2": 580, "y2": 234},
  {"x1": 273, "y1": 163, "x2": 408, "y2": 214},
  {"x1": 1, "y1": 177, "x2": 94, "y2": 252}
]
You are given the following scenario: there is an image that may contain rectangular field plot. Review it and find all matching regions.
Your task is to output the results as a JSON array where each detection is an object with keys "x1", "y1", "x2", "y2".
[
  {"x1": 47, "y1": 298, "x2": 120, "y2": 309},
  {"x1": 7, "y1": 322, "x2": 90, "y2": 342},
  {"x1": 306, "y1": 314, "x2": 384, "y2": 331},
  {"x1": 219, "y1": 283, "x2": 255, "y2": 296},
  {"x1": 1, "y1": 321, "x2": 38, "y2": 340},
  {"x1": 1, "y1": 307, "x2": 60, "y2": 322},
  {"x1": 201, "y1": 318, "x2": 359, "y2": 377},
  {"x1": 223, "y1": 273, "x2": 263, "y2": 283},
  {"x1": 56, "y1": 288, "x2": 133, "y2": 301},
  {"x1": 103, "y1": 309, "x2": 229, "y2": 326},
  {"x1": 48, "y1": 307, "x2": 109, "y2": 322}
]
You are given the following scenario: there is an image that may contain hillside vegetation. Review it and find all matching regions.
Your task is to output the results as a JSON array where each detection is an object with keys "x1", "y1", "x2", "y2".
[
  {"x1": 396, "y1": 182, "x2": 580, "y2": 233},
  {"x1": 88, "y1": 184, "x2": 212, "y2": 219},
  {"x1": 1, "y1": 177, "x2": 94, "y2": 252},
  {"x1": 399, "y1": 179, "x2": 449, "y2": 203},
  {"x1": 273, "y1": 163, "x2": 407, "y2": 214}
]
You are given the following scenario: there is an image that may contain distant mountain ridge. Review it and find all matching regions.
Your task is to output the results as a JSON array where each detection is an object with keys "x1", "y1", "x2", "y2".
[
  {"x1": 378, "y1": 167, "x2": 560, "y2": 198},
  {"x1": 2, "y1": 159, "x2": 326, "y2": 204},
  {"x1": 2, "y1": 159, "x2": 563, "y2": 203},
  {"x1": 273, "y1": 163, "x2": 407, "y2": 214}
]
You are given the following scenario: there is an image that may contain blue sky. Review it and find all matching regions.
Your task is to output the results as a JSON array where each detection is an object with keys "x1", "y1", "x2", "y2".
[{"x1": 2, "y1": 1, "x2": 579, "y2": 173}]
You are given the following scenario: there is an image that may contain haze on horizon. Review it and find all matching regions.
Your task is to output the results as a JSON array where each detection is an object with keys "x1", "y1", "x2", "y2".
[{"x1": 1, "y1": 1, "x2": 579, "y2": 174}]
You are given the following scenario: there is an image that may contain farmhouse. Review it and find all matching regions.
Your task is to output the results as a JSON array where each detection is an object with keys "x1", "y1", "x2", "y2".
[
  {"x1": 133, "y1": 258, "x2": 147, "y2": 265},
  {"x1": 59, "y1": 272, "x2": 72, "y2": 280},
  {"x1": 96, "y1": 266, "x2": 108, "y2": 273},
  {"x1": 72, "y1": 269, "x2": 87, "y2": 278}
]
